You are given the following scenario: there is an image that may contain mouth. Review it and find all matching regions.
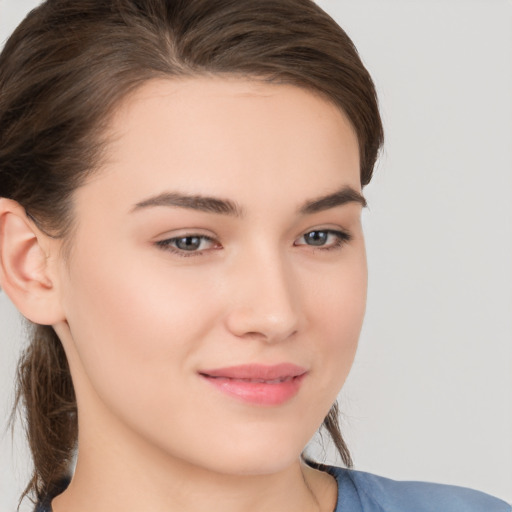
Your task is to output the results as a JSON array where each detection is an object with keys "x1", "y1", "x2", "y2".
[{"x1": 198, "y1": 363, "x2": 308, "y2": 406}]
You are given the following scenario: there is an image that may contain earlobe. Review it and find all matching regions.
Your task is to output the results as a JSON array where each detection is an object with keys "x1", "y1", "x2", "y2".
[{"x1": 0, "y1": 198, "x2": 65, "y2": 325}]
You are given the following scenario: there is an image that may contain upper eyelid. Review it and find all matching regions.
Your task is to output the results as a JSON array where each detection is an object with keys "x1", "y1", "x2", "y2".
[
  {"x1": 153, "y1": 229, "x2": 215, "y2": 242},
  {"x1": 296, "y1": 228, "x2": 351, "y2": 238}
]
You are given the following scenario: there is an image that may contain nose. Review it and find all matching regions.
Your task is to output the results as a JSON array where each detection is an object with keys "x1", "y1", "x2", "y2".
[{"x1": 224, "y1": 248, "x2": 300, "y2": 343}]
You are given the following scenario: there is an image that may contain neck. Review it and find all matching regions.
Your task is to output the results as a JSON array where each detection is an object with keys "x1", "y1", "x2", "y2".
[
  {"x1": 51, "y1": 404, "x2": 337, "y2": 512},
  {"x1": 53, "y1": 450, "x2": 335, "y2": 512}
]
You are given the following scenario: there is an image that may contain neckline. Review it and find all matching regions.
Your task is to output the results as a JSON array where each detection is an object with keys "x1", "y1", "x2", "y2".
[{"x1": 304, "y1": 460, "x2": 343, "y2": 512}]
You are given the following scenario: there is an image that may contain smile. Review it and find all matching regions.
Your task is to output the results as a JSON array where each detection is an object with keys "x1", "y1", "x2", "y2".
[{"x1": 199, "y1": 364, "x2": 308, "y2": 406}]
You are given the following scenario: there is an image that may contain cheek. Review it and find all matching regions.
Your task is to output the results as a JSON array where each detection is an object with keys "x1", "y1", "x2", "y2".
[
  {"x1": 304, "y1": 249, "x2": 367, "y2": 383},
  {"x1": 60, "y1": 245, "x2": 222, "y2": 415}
]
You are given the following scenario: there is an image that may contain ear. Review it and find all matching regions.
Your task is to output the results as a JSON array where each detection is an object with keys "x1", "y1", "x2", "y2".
[{"x1": 0, "y1": 198, "x2": 65, "y2": 325}]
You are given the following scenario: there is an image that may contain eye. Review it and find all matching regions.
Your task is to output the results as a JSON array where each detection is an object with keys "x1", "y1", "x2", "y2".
[
  {"x1": 294, "y1": 229, "x2": 351, "y2": 250},
  {"x1": 155, "y1": 234, "x2": 220, "y2": 256}
]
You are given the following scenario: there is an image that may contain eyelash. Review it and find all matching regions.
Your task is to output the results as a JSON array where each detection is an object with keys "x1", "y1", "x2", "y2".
[
  {"x1": 294, "y1": 229, "x2": 352, "y2": 251},
  {"x1": 155, "y1": 229, "x2": 352, "y2": 258},
  {"x1": 155, "y1": 234, "x2": 219, "y2": 257}
]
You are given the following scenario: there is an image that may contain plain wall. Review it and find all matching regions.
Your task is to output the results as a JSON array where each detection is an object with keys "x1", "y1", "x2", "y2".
[{"x1": 1, "y1": 0, "x2": 511, "y2": 510}]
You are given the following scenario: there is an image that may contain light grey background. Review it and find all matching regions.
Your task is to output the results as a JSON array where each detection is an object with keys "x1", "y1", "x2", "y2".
[{"x1": 1, "y1": 0, "x2": 511, "y2": 510}]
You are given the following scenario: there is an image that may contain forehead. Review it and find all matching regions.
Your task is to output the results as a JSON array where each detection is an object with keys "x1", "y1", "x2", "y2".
[{"x1": 80, "y1": 77, "x2": 361, "y2": 215}]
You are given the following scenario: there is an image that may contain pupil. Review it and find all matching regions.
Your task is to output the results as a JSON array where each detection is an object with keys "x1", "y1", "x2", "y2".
[
  {"x1": 306, "y1": 231, "x2": 327, "y2": 246},
  {"x1": 176, "y1": 236, "x2": 201, "y2": 251}
]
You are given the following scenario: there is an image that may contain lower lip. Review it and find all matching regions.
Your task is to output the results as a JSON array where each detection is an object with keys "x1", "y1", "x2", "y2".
[{"x1": 200, "y1": 374, "x2": 306, "y2": 405}]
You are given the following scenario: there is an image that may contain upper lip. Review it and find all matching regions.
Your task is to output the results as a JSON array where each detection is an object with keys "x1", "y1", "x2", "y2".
[{"x1": 199, "y1": 363, "x2": 308, "y2": 380}]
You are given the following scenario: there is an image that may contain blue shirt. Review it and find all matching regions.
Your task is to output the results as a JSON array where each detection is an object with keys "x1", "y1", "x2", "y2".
[
  {"x1": 325, "y1": 465, "x2": 511, "y2": 512},
  {"x1": 35, "y1": 465, "x2": 511, "y2": 511}
]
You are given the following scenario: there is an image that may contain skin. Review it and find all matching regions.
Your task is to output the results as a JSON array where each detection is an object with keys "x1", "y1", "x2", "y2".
[{"x1": 2, "y1": 78, "x2": 367, "y2": 512}]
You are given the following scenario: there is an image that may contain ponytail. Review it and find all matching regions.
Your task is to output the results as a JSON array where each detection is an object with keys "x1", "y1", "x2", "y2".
[
  {"x1": 14, "y1": 325, "x2": 77, "y2": 504},
  {"x1": 323, "y1": 401, "x2": 353, "y2": 468}
]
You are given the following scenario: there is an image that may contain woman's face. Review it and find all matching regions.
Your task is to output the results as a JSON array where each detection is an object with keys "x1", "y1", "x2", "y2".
[{"x1": 53, "y1": 78, "x2": 366, "y2": 475}]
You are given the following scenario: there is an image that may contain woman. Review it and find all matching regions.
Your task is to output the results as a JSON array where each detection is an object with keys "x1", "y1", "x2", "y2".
[{"x1": 0, "y1": 1, "x2": 509, "y2": 511}]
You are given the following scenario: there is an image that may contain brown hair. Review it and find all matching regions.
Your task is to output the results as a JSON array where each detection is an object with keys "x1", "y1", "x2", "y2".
[{"x1": 0, "y1": 0, "x2": 383, "y2": 504}]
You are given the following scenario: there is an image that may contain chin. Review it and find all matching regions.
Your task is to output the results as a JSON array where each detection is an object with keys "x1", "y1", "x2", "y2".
[
  {"x1": 202, "y1": 448, "x2": 302, "y2": 477},
  {"x1": 180, "y1": 428, "x2": 311, "y2": 477}
]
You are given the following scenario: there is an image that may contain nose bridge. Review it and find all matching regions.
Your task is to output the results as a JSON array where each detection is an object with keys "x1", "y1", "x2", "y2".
[{"x1": 225, "y1": 242, "x2": 300, "y2": 342}]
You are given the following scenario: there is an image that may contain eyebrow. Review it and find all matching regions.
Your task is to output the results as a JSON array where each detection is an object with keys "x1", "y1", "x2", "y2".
[
  {"x1": 131, "y1": 185, "x2": 366, "y2": 217},
  {"x1": 131, "y1": 192, "x2": 244, "y2": 217},
  {"x1": 298, "y1": 186, "x2": 367, "y2": 214}
]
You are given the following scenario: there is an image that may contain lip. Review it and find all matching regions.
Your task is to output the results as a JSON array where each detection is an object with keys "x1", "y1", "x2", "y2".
[{"x1": 199, "y1": 363, "x2": 308, "y2": 406}]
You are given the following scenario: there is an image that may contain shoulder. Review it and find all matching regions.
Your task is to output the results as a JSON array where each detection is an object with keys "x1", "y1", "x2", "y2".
[{"x1": 321, "y1": 465, "x2": 511, "y2": 512}]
